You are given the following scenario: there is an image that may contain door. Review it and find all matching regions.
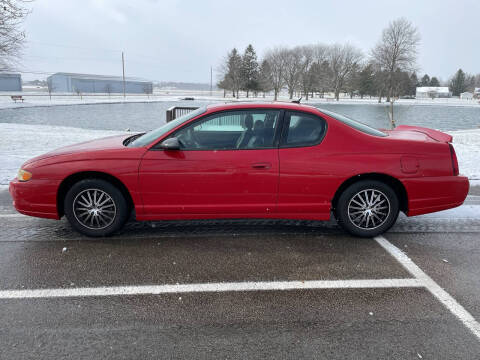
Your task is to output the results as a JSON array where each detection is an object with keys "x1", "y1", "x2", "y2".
[
  {"x1": 277, "y1": 110, "x2": 330, "y2": 219},
  {"x1": 139, "y1": 109, "x2": 282, "y2": 217}
]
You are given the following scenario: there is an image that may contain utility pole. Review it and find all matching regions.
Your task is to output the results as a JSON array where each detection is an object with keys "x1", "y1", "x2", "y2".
[
  {"x1": 210, "y1": 66, "x2": 213, "y2": 97},
  {"x1": 122, "y1": 51, "x2": 126, "y2": 99}
]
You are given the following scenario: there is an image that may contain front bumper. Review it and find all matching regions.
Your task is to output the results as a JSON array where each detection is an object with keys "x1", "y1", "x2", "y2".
[
  {"x1": 9, "y1": 178, "x2": 61, "y2": 219},
  {"x1": 403, "y1": 175, "x2": 470, "y2": 216}
]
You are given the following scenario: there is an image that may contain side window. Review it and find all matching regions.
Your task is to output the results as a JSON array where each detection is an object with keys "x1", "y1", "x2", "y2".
[
  {"x1": 173, "y1": 110, "x2": 280, "y2": 150},
  {"x1": 281, "y1": 111, "x2": 326, "y2": 147}
]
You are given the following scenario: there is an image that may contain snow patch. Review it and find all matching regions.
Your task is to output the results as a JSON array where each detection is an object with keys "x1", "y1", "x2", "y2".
[
  {"x1": 448, "y1": 129, "x2": 480, "y2": 180},
  {"x1": 0, "y1": 123, "x2": 124, "y2": 186}
]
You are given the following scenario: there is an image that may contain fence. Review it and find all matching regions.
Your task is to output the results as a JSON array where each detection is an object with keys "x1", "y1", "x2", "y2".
[
  {"x1": 166, "y1": 106, "x2": 199, "y2": 122},
  {"x1": 165, "y1": 107, "x2": 269, "y2": 128}
]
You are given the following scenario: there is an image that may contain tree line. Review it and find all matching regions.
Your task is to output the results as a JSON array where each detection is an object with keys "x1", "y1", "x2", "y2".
[{"x1": 217, "y1": 18, "x2": 480, "y2": 101}]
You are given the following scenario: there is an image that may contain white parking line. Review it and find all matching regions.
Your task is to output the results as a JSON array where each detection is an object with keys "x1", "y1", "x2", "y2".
[
  {"x1": 0, "y1": 212, "x2": 479, "y2": 343},
  {"x1": 0, "y1": 278, "x2": 421, "y2": 299},
  {"x1": 375, "y1": 235, "x2": 480, "y2": 341}
]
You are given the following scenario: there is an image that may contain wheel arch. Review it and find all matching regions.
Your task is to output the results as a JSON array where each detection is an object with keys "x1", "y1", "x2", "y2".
[
  {"x1": 332, "y1": 173, "x2": 408, "y2": 214},
  {"x1": 57, "y1": 171, "x2": 134, "y2": 218}
]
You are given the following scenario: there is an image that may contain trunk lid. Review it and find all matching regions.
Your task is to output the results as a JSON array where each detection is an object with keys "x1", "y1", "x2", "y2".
[{"x1": 391, "y1": 125, "x2": 452, "y2": 143}]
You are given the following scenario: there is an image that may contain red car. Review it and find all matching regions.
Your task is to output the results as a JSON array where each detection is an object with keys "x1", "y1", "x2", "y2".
[{"x1": 9, "y1": 102, "x2": 469, "y2": 237}]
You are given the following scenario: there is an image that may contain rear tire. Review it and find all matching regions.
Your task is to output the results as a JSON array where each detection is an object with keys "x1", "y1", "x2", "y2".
[
  {"x1": 335, "y1": 180, "x2": 399, "y2": 237},
  {"x1": 64, "y1": 179, "x2": 128, "y2": 237}
]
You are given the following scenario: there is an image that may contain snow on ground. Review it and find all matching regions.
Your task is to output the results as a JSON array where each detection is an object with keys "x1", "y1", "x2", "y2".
[
  {"x1": 0, "y1": 93, "x2": 193, "y2": 109},
  {"x1": 1, "y1": 90, "x2": 480, "y2": 109},
  {"x1": 0, "y1": 123, "x2": 125, "y2": 187},
  {"x1": 448, "y1": 129, "x2": 480, "y2": 181},
  {"x1": 0, "y1": 123, "x2": 479, "y2": 190}
]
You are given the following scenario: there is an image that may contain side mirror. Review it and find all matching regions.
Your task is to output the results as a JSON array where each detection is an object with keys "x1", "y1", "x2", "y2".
[{"x1": 159, "y1": 137, "x2": 181, "y2": 150}]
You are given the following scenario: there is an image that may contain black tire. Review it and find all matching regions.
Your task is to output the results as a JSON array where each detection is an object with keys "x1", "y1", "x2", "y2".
[
  {"x1": 335, "y1": 180, "x2": 399, "y2": 238},
  {"x1": 64, "y1": 179, "x2": 129, "y2": 237}
]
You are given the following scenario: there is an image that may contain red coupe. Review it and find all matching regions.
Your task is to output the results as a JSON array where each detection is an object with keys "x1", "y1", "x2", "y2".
[{"x1": 9, "y1": 102, "x2": 469, "y2": 237}]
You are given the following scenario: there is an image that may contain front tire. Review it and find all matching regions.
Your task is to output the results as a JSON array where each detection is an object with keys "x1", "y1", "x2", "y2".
[
  {"x1": 335, "y1": 180, "x2": 399, "y2": 237},
  {"x1": 64, "y1": 179, "x2": 128, "y2": 237}
]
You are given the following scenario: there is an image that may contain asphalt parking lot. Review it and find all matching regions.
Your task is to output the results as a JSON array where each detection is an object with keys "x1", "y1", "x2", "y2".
[{"x1": 0, "y1": 188, "x2": 480, "y2": 359}]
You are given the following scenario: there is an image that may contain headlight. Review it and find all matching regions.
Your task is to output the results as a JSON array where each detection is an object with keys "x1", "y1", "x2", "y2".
[{"x1": 17, "y1": 169, "x2": 32, "y2": 182}]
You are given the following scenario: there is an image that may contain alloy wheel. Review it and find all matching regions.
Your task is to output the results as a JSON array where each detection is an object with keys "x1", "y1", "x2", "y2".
[
  {"x1": 347, "y1": 189, "x2": 391, "y2": 230},
  {"x1": 73, "y1": 188, "x2": 117, "y2": 230}
]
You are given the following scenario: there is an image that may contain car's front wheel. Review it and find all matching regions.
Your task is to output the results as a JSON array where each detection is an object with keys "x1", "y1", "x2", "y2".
[
  {"x1": 64, "y1": 179, "x2": 129, "y2": 237},
  {"x1": 335, "y1": 180, "x2": 399, "y2": 237}
]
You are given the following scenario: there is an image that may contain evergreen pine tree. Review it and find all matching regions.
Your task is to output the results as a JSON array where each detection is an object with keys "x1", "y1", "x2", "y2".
[
  {"x1": 226, "y1": 48, "x2": 243, "y2": 98},
  {"x1": 429, "y1": 77, "x2": 440, "y2": 87},
  {"x1": 409, "y1": 72, "x2": 419, "y2": 96},
  {"x1": 357, "y1": 64, "x2": 376, "y2": 98},
  {"x1": 240, "y1": 44, "x2": 260, "y2": 98},
  {"x1": 449, "y1": 69, "x2": 466, "y2": 96},
  {"x1": 420, "y1": 74, "x2": 430, "y2": 86},
  {"x1": 258, "y1": 59, "x2": 274, "y2": 96}
]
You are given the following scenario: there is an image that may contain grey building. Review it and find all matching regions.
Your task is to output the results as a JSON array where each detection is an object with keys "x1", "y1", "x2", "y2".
[
  {"x1": 0, "y1": 73, "x2": 22, "y2": 91},
  {"x1": 46, "y1": 72, "x2": 153, "y2": 94}
]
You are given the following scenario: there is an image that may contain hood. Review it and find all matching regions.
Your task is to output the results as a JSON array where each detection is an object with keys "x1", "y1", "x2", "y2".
[{"x1": 24, "y1": 133, "x2": 133, "y2": 165}]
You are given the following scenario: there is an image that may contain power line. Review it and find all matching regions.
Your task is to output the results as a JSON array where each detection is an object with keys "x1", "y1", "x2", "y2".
[
  {"x1": 26, "y1": 41, "x2": 121, "y2": 53},
  {"x1": 23, "y1": 54, "x2": 120, "y2": 63}
]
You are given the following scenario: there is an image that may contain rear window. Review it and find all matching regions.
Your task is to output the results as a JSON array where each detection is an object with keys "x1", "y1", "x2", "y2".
[{"x1": 320, "y1": 109, "x2": 387, "y2": 137}]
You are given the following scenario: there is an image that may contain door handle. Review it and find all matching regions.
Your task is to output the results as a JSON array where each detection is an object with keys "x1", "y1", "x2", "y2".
[{"x1": 251, "y1": 162, "x2": 271, "y2": 169}]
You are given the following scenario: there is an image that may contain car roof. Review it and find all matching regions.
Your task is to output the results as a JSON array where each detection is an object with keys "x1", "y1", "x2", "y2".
[{"x1": 206, "y1": 101, "x2": 319, "y2": 112}]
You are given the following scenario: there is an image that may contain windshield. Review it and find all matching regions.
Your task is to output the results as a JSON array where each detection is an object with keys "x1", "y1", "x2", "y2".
[
  {"x1": 320, "y1": 108, "x2": 387, "y2": 137},
  {"x1": 128, "y1": 107, "x2": 207, "y2": 147}
]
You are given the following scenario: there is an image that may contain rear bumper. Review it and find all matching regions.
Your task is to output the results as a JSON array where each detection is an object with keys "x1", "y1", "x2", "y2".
[
  {"x1": 403, "y1": 175, "x2": 469, "y2": 216},
  {"x1": 9, "y1": 178, "x2": 60, "y2": 220}
]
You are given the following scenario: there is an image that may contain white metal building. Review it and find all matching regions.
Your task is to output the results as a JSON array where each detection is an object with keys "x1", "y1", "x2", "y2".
[
  {"x1": 460, "y1": 92, "x2": 473, "y2": 100},
  {"x1": 0, "y1": 73, "x2": 22, "y2": 91},
  {"x1": 47, "y1": 72, "x2": 153, "y2": 94},
  {"x1": 416, "y1": 87, "x2": 451, "y2": 99}
]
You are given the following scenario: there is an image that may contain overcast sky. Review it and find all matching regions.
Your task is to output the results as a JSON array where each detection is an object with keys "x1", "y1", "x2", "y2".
[{"x1": 19, "y1": 0, "x2": 479, "y2": 83}]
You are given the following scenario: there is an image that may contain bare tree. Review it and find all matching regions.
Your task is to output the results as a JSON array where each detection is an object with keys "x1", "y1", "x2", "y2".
[
  {"x1": 371, "y1": 18, "x2": 420, "y2": 127},
  {"x1": 282, "y1": 47, "x2": 302, "y2": 99},
  {"x1": 216, "y1": 56, "x2": 231, "y2": 97},
  {"x1": 143, "y1": 83, "x2": 152, "y2": 98},
  {"x1": 47, "y1": 78, "x2": 55, "y2": 100},
  {"x1": 264, "y1": 47, "x2": 287, "y2": 101},
  {"x1": 74, "y1": 87, "x2": 82, "y2": 100},
  {"x1": 299, "y1": 44, "x2": 328, "y2": 100},
  {"x1": 371, "y1": 18, "x2": 420, "y2": 103},
  {"x1": 328, "y1": 43, "x2": 363, "y2": 101},
  {"x1": 104, "y1": 83, "x2": 112, "y2": 98},
  {"x1": 0, "y1": 0, "x2": 31, "y2": 71},
  {"x1": 297, "y1": 45, "x2": 314, "y2": 100}
]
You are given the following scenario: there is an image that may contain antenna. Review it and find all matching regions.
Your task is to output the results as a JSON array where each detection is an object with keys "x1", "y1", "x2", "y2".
[{"x1": 292, "y1": 97, "x2": 302, "y2": 104}]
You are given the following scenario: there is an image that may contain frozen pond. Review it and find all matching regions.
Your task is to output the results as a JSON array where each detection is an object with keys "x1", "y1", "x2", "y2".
[
  {"x1": 317, "y1": 103, "x2": 480, "y2": 131},
  {"x1": 0, "y1": 100, "x2": 479, "y2": 131}
]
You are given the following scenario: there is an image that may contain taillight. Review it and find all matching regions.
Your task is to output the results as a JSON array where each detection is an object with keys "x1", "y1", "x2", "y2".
[{"x1": 448, "y1": 143, "x2": 459, "y2": 176}]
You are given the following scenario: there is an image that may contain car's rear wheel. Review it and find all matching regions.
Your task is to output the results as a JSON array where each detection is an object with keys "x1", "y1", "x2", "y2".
[
  {"x1": 64, "y1": 179, "x2": 128, "y2": 237},
  {"x1": 335, "y1": 180, "x2": 399, "y2": 237}
]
